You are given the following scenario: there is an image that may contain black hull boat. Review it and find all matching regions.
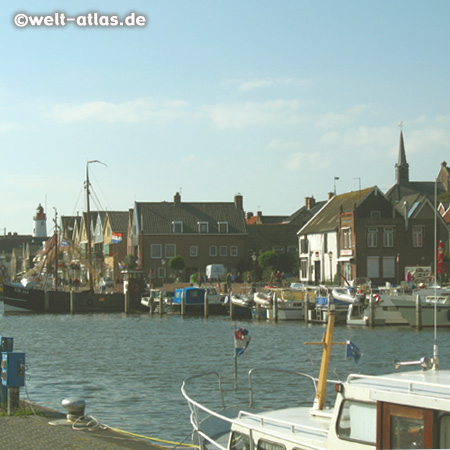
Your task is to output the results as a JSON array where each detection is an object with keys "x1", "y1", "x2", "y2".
[{"x1": 2, "y1": 283, "x2": 145, "y2": 314}]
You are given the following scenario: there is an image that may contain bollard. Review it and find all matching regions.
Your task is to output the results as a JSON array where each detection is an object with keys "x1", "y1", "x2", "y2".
[
  {"x1": 204, "y1": 289, "x2": 209, "y2": 319},
  {"x1": 416, "y1": 294, "x2": 422, "y2": 330}
]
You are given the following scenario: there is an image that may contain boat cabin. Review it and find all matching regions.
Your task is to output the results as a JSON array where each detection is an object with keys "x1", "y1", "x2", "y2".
[{"x1": 174, "y1": 287, "x2": 206, "y2": 305}]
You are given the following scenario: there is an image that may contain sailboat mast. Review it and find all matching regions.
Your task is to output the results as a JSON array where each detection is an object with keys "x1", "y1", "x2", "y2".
[
  {"x1": 86, "y1": 163, "x2": 94, "y2": 291},
  {"x1": 54, "y1": 209, "x2": 58, "y2": 291}
]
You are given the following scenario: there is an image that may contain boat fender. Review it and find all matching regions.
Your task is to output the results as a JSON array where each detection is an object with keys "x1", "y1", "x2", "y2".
[{"x1": 373, "y1": 294, "x2": 381, "y2": 303}]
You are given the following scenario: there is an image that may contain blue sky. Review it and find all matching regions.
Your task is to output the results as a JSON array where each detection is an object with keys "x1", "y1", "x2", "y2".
[{"x1": 1, "y1": 1, "x2": 449, "y2": 235}]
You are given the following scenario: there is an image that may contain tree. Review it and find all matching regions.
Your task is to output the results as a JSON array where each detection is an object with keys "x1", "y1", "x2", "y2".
[
  {"x1": 122, "y1": 254, "x2": 138, "y2": 271},
  {"x1": 258, "y1": 251, "x2": 278, "y2": 272},
  {"x1": 169, "y1": 255, "x2": 185, "y2": 272}
]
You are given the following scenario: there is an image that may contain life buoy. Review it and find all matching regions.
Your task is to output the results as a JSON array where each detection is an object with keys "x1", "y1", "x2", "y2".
[{"x1": 373, "y1": 294, "x2": 381, "y2": 303}]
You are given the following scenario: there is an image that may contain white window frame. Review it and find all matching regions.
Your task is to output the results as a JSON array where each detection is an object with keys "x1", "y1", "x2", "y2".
[
  {"x1": 198, "y1": 222, "x2": 209, "y2": 233},
  {"x1": 165, "y1": 243, "x2": 176, "y2": 258},
  {"x1": 367, "y1": 228, "x2": 378, "y2": 248},
  {"x1": 219, "y1": 246, "x2": 228, "y2": 257},
  {"x1": 209, "y1": 245, "x2": 217, "y2": 257},
  {"x1": 342, "y1": 227, "x2": 352, "y2": 249},
  {"x1": 383, "y1": 227, "x2": 394, "y2": 248},
  {"x1": 151, "y1": 244, "x2": 162, "y2": 258},
  {"x1": 190, "y1": 245, "x2": 198, "y2": 257},
  {"x1": 172, "y1": 221, "x2": 183, "y2": 233},
  {"x1": 157, "y1": 267, "x2": 166, "y2": 279},
  {"x1": 230, "y1": 246, "x2": 238, "y2": 257},
  {"x1": 217, "y1": 221, "x2": 228, "y2": 233}
]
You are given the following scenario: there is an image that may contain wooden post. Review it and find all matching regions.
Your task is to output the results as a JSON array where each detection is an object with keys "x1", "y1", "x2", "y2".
[
  {"x1": 304, "y1": 293, "x2": 309, "y2": 324},
  {"x1": 273, "y1": 291, "x2": 278, "y2": 323},
  {"x1": 70, "y1": 290, "x2": 75, "y2": 314},
  {"x1": 204, "y1": 289, "x2": 209, "y2": 319},
  {"x1": 44, "y1": 291, "x2": 49, "y2": 313},
  {"x1": 149, "y1": 295, "x2": 155, "y2": 315},
  {"x1": 7, "y1": 387, "x2": 20, "y2": 415},
  {"x1": 181, "y1": 290, "x2": 185, "y2": 317},
  {"x1": 416, "y1": 294, "x2": 422, "y2": 330},
  {"x1": 124, "y1": 290, "x2": 130, "y2": 314},
  {"x1": 229, "y1": 296, "x2": 234, "y2": 320},
  {"x1": 369, "y1": 297, "x2": 375, "y2": 328},
  {"x1": 256, "y1": 303, "x2": 261, "y2": 320}
]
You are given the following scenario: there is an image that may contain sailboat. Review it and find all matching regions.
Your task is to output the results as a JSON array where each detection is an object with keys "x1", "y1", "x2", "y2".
[{"x1": 3, "y1": 161, "x2": 145, "y2": 314}]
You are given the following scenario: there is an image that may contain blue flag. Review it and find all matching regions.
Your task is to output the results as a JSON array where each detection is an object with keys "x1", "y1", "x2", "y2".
[
  {"x1": 234, "y1": 326, "x2": 251, "y2": 357},
  {"x1": 346, "y1": 340, "x2": 363, "y2": 363}
]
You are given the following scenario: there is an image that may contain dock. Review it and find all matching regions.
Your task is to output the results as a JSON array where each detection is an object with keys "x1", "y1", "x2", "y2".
[{"x1": 1, "y1": 399, "x2": 168, "y2": 450}]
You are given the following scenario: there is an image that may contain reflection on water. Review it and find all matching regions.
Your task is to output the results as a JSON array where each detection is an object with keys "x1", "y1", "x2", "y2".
[{"x1": 1, "y1": 311, "x2": 449, "y2": 442}]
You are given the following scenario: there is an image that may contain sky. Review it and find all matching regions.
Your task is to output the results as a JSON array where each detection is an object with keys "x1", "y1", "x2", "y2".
[{"x1": 1, "y1": 1, "x2": 450, "y2": 235}]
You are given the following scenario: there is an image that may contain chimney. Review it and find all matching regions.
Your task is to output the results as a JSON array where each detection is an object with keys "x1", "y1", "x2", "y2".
[
  {"x1": 174, "y1": 192, "x2": 181, "y2": 204},
  {"x1": 246, "y1": 212, "x2": 254, "y2": 221},
  {"x1": 257, "y1": 211, "x2": 263, "y2": 223},
  {"x1": 328, "y1": 192, "x2": 334, "y2": 200},
  {"x1": 234, "y1": 194, "x2": 243, "y2": 210},
  {"x1": 305, "y1": 197, "x2": 316, "y2": 210}
]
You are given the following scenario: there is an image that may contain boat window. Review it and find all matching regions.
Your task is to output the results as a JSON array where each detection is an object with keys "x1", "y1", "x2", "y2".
[
  {"x1": 257, "y1": 439, "x2": 285, "y2": 450},
  {"x1": 439, "y1": 414, "x2": 450, "y2": 448},
  {"x1": 230, "y1": 432, "x2": 251, "y2": 450},
  {"x1": 336, "y1": 400, "x2": 376, "y2": 444}
]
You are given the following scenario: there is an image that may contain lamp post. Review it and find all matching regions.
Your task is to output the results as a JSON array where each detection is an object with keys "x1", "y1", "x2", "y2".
[
  {"x1": 328, "y1": 251, "x2": 333, "y2": 284},
  {"x1": 161, "y1": 259, "x2": 166, "y2": 286}
]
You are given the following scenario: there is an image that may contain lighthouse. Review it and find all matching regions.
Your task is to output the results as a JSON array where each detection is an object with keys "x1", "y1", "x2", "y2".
[{"x1": 33, "y1": 204, "x2": 47, "y2": 238}]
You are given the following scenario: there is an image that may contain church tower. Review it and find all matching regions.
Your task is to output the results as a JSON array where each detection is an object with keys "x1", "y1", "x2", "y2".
[
  {"x1": 33, "y1": 204, "x2": 47, "y2": 238},
  {"x1": 395, "y1": 130, "x2": 409, "y2": 185}
]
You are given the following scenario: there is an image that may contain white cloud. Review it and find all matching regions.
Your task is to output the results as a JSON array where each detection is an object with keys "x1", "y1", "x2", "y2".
[
  {"x1": 0, "y1": 122, "x2": 17, "y2": 132},
  {"x1": 205, "y1": 99, "x2": 303, "y2": 129},
  {"x1": 49, "y1": 98, "x2": 190, "y2": 124},
  {"x1": 286, "y1": 151, "x2": 329, "y2": 171},
  {"x1": 239, "y1": 77, "x2": 310, "y2": 92}
]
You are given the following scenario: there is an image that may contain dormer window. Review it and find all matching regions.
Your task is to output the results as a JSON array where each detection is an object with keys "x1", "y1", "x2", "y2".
[
  {"x1": 198, "y1": 222, "x2": 209, "y2": 233},
  {"x1": 172, "y1": 221, "x2": 183, "y2": 233},
  {"x1": 217, "y1": 221, "x2": 228, "y2": 233}
]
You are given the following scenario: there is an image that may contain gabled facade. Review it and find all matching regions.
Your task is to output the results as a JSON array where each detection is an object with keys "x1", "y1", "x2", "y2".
[
  {"x1": 298, "y1": 187, "x2": 449, "y2": 286},
  {"x1": 103, "y1": 211, "x2": 129, "y2": 280},
  {"x1": 128, "y1": 193, "x2": 248, "y2": 284}
]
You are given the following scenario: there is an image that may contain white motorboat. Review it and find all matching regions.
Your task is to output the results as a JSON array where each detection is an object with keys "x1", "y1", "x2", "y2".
[
  {"x1": 253, "y1": 291, "x2": 272, "y2": 308},
  {"x1": 182, "y1": 312, "x2": 450, "y2": 450},
  {"x1": 386, "y1": 284, "x2": 450, "y2": 327}
]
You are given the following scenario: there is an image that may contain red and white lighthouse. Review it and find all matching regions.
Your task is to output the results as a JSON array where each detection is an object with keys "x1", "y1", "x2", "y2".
[{"x1": 33, "y1": 203, "x2": 47, "y2": 238}]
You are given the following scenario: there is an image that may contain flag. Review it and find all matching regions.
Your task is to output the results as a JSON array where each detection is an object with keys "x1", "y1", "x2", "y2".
[
  {"x1": 112, "y1": 232, "x2": 123, "y2": 244},
  {"x1": 60, "y1": 239, "x2": 69, "y2": 248},
  {"x1": 234, "y1": 326, "x2": 251, "y2": 357},
  {"x1": 346, "y1": 340, "x2": 363, "y2": 363}
]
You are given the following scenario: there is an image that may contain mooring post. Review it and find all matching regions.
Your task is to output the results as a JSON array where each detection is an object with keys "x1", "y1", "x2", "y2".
[
  {"x1": 229, "y1": 296, "x2": 234, "y2": 320},
  {"x1": 369, "y1": 297, "x2": 375, "y2": 328},
  {"x1": 273, "y1": 291, "x2": 278, "y2": 323},
  {"x1": 124, "y1": 290, "x2": 130, "y2": 314},
  {"x1": 416, "y1": 294, "x2": 422, "y2": 330},
  {"x1": 304, "y1": 293, "x2": 309, "y2": 325},
  {"x1": 181, "y1": 290, "x2": 185, "y2": 317},
  {"x1": 7, "y1": 387, "x2": 20, "y2": 415},
  {"x1": 256, "y1": 303, "x2": 261, "y2": 320},
  {"x1": 204, "y1": 289, "x2": 209, "y2": 319},
  {"x1": 159, "y1": 293, "x2": 164, "y2": 316},
  {"x1": 70, "y1": 290, "x2": 75, "y2": 314}
]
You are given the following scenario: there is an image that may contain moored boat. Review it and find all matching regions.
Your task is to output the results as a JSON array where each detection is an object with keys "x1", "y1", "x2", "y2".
[{"x1": 182, "y1": 312, "x2": 450, "y2": 450}]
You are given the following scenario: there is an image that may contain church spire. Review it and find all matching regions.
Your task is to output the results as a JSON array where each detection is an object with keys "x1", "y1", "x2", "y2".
[{"x1": 395, "y1": 129, "x2": 409, "y2": 185}]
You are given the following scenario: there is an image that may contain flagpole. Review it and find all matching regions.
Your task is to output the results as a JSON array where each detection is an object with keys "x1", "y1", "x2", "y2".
[{"x1": 234, "y1": 324, "x2": 238, "y2": 389}]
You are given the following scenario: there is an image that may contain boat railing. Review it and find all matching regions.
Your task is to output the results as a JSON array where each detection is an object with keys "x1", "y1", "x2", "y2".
[
  {"x1": 181, "y1": 370, "x2": 330, "y2": 450},
  {"x1": 347, "y1": 373, "x2": 450, "y2": 398}
]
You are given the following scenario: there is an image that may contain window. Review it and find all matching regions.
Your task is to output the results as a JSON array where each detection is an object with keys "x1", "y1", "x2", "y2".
[
  {"x1": 287, "y1": 246, "x2": 297, "y2": 254},
  {"x1": 103, "y1": 244, "x2": 110, "y2": 256},
  {"x1": 165, "y1": 244, "x2": 176, "y2": 258},
  {"x1": 383, "y1": 256, "x2": 395, "y2": 278},
  {"x1": 151, "y1": 244, "x2": 162, "y2": 258},
  {"x1": 209, "y1": 245, "x2": 217, "y2": 257},
  {"x1": 219, "y1": 246, "x2": 228, "y2": 257},
  {"x1": 336, "y1": 400, "x2": 376, "y2": 444},
  {"x1": 257, "y1": 440, "x2": 285, "y2": 450},
  {"x1": 230, "y1": 246, "x2": 238, "y2": 257},
  {"x1": 217, "y1": 221, "x2": 228, "y2": 233},
  {"x1": 300, "y1": 238, "x2": 309, "y2": 254},
  {"x1": 172, "y1": 221, "x2": 183, "y2": 233},
  {"x1": 383, "y1": 227, "x2": 394, "y2": 247},
  {"x1": 367, "y1": 256, "x2": 379, "y2": 278},
  {"x1": 413, "y1": 226, "x2": 423, "y2": 247},
  {"x1": 370, "y1": 211, "x2": 381, "y2": 218},
  {"x1": 198, "y1": 222, "x2": 209, "y2": 233},
  {"x1": 367, "y1": 228, "x2": 378, "y2": 248},
  {"x1": 230, "y1": 432, "x2": 250, "y2": 450},
  {"x1": 190, "y1": 246, "x2": 198, "y2": 257},
  {"x1": 273, "y1": 246, "x2": 284, "y2": 254},
  {"x1": 342, "y1": 228, "x2": 352, "y2": 249},
  {"x1": 300, "y1": 258, "x2": 308, "y2": 278},
  {"x1": 157, "y1": 267, "x2": 166, "y2": 279}
]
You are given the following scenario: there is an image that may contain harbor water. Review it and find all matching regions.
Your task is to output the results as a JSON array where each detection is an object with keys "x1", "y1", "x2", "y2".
[{"x1": 1, "y1": 310, "x2": 450, "y2": 444}]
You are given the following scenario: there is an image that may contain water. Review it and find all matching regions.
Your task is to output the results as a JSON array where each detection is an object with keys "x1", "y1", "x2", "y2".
[{"x1": 1, "y1": 311, "x2": 449, "y2": 444}]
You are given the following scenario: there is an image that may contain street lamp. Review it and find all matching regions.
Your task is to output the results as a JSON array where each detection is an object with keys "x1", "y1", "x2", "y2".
[
  {"x1": 252, "y1": 253, "x2": 257, "y2": 282},
  {"x1": 161, "y1": 259, "x2": 166, "y2": 285},
  {"x1": 328, "y1": 251, "x2": 333, "y2": 284}
]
